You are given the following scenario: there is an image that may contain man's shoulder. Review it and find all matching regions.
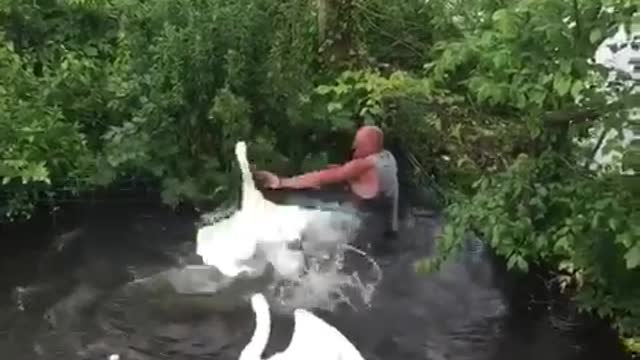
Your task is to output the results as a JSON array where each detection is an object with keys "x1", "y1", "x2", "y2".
[{"x1": 370, "y1": 150, "x2": 398, "y2": 165}]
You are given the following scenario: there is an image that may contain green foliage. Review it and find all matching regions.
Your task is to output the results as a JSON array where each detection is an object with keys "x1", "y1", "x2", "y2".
[
  {"x1": 99, "y1": 0, "x2": 324, "y2": 206},
  {"x1": 0, "y1": 0, "x2": 326, "y2": 213},
  {"x1": 410, "y1": 0, "x2": 640, "y2": 342},
  {"x1": 0, "y1": 10, "x2": 100, "y2": 219},
  {"x1": 352, "y1": 0, "x2": 435, "y2": 69},
  {"x1": 1, "y1": 0, "x2": 639, "y2": 347},
  {"x1": 625, "y1": 336, "x2": 640, "y2": 354},
  {"x1": 437, "y1": 154, "x2": 640, "y2": 333}
]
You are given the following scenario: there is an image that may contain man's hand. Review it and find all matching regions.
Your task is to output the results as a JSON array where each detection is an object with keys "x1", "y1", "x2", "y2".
[{"x1": 254, "y1": 170, "x2": 281, "y2": 189}]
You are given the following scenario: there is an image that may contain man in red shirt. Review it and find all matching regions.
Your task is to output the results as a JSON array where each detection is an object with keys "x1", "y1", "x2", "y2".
[{"x1": 255, "y1": 125, "x2": 399, "y2": 236}]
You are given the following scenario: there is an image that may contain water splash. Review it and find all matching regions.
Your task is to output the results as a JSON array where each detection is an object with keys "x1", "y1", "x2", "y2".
[
  {"x1": 194, "y1": 141, "x2": 382, "y2": 311},
  {"x1": 193, "y1": 205, "x2": 382, "y2": 312},
  {"x1": 196, "y1": 141, "x2": 327, "y2": 278}
]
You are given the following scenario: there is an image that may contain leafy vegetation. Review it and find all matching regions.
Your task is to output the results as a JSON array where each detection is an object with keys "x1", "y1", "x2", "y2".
[{"x1": 1, "y1": 0, "x2": 638, "y2": 351}]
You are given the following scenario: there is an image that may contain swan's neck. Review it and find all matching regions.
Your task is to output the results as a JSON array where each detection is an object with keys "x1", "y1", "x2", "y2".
[
  {"x1": 235, "y1": 142, "x2": 265, "y2": 210},
  {"x1": 240, "y1": 295, "x2": 271, "y2": 360}
]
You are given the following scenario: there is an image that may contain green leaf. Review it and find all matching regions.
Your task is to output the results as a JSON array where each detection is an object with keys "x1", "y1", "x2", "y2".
[
  {"x1": 334, "y1": 83, "x2": 350, "y2": 95},
  {"x1": 22, "y1": 162, "x2": 50, "y2": 184},
  {"x1": 507, "y1": 254, "x2": 529, "y2": 272},
  {"x1": 327, "y1": 102, "x2": 343, "y2": 112},
  {"x1": 84, "y1": 46, "x2": 98, "y2": 57},
  {"x1": 560, "y1": 60, "x2": 572, "y2": 74},
  {"x1": 558, "y1": 260, "x2": 575, "y2": 272},
  {"x1": 589, "y1": 28, "x2": 603, "y2": 44},
  {"x1": 554, "y1": 236, "x2": 571, "y2": 252},
  {"x1": 624, "y1": 244, "x2": 640, "y2": 269},
  {"x1": 492, "y1": 9, "x2": 508, "y2": 23},
  {"x1": 315, "y1": 85, "x2": 333, "y2": 95},
  {"x1": 616, "y1": 232, "x2": 634, "y2": 247},
  {"x1": 570, "y1": 80, "x2": 584, "y2": 98},
  {"x1": 529, "y1": 89, "x2": 547, "y2": 106},
  {"x1": 553, "y1": 75, "x2": 572, "y2": 96},
  {"x1": 516, "y1": 256, "x2": 529, "y2": 272}
]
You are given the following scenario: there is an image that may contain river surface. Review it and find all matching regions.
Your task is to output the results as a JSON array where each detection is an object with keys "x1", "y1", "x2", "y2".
[{"x1": 0, "y1": 195, "x2": 631, "y2": 360}]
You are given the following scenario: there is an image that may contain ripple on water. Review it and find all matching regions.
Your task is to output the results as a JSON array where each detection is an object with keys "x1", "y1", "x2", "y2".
[{"x1": 0, "y1": 201, "x2": 629, "y2": 360}]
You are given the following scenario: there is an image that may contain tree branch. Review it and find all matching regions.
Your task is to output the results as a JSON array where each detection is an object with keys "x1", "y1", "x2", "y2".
[
  {"x1": 584, "y1": 128, "x2": 608, "y2": 170},
  {"x1": 543, "y1": 101, "x2": 627, "y2": 125}
]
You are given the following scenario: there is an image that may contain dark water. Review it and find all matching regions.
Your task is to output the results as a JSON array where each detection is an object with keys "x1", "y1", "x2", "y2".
[{"x1": 0, "y1": 196, "x2": 631, "y2": 360}]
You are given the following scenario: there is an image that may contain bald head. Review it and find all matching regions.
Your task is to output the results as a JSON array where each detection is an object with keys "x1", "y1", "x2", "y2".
[{"x1": 352, "y1": 125, "x2": 384, "y2": 158}]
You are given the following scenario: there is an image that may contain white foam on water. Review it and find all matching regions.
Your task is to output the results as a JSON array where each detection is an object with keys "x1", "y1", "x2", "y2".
[{"x1": 270, "y1": 244, "x2": 382, "y2": 312}]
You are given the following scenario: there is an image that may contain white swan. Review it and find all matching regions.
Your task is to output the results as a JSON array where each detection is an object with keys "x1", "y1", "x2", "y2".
[
  {"x1": 234, "y1": 141, "x2": 314, "y2": 244},
  {"x1": 239, "y1": 293, "x2": 366, "y2": 360},
  {"x1": 196, "y1": 141, "x2": 319, "y2": 278}
]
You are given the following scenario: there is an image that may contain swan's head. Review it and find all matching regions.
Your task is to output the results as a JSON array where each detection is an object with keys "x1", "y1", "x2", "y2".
[{"x1": 235, "y1": 141, "x2": 248, "y2": 163}]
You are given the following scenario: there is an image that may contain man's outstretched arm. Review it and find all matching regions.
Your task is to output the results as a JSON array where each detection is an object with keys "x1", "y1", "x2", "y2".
[{"x1": 279, "y1": 158, "x2": 374, "y2": 189}]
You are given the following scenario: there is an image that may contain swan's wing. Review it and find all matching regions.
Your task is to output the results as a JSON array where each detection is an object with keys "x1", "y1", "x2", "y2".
[
  {"x1": 285, "y1": 309, "x2": 366, "y2": 359},
  {"x1": 257, "y1": 206, "x2": 313, "y2": 244},
  {"x1": 197, "y1": 219, "x2": 254, "y2": 255},
  {"x1": 196, "y1": 218, "x2": 259, "y2": 277}
]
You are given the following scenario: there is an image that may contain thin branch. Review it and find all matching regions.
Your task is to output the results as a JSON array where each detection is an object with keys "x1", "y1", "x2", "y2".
[
  {"x1": 572, "y1": 0, "x2": 582, "y2": 47},
  {"x1": 358, "y1": 13, "x2": 425, "y2": 59},
  {"x1": 584, "y1": 128, "x2": 608, "y2": 170},
  {"x1": 543, "y1": 101, "x2": 626, "y2": 125}
]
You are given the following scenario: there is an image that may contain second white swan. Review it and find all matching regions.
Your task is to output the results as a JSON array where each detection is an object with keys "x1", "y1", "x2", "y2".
[{"x1": 239, "y1": 293, "x2": 366, "y2": 360}]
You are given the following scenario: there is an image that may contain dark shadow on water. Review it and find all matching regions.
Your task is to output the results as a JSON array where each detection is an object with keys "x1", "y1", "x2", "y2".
[{"x1": 0, "y1": 194, "x2": 632, "y2": 360}]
